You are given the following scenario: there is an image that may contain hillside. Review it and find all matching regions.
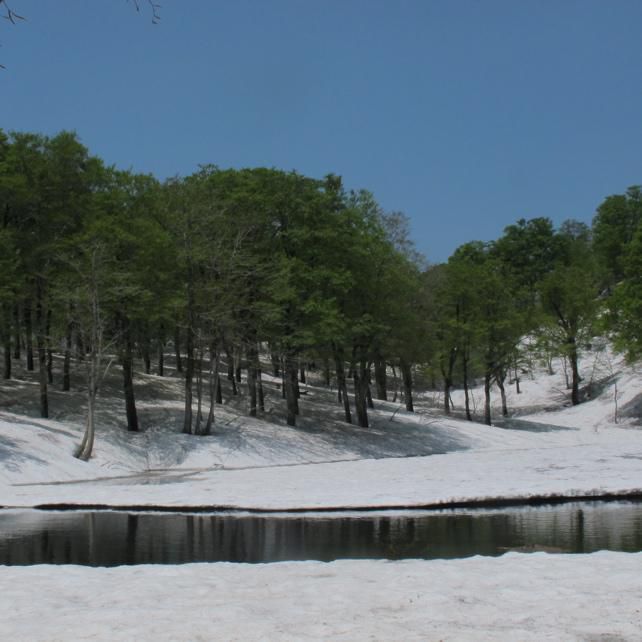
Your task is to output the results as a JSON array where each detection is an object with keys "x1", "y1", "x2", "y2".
[{"x1": 1, "y1": 346, "x2": 641, "y2": 510}]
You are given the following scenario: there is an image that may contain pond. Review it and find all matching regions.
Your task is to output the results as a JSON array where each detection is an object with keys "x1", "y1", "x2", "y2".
[{"x1": 1, "y1": 500, "x2": 642, "y2": 566}]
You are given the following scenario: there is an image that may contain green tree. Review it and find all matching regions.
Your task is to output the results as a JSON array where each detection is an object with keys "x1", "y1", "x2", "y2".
[
  {"x1": 592, "y1": 186, "x2": 642, "y2": 287},
  {"x1": 539, "y1": 221, "x2": 598, "y2": 406}
]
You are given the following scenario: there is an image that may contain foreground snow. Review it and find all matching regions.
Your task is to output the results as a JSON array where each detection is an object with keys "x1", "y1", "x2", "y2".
[{"x1": 2, "y1": 553, "x2": 641, "y2": 640}]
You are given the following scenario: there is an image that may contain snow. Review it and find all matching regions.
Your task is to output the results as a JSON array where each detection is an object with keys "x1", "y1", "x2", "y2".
[
  {"x1": 2, "y1": 554, "x2": 641, "y2": 640},
  {"x1": 1, "y1": 348, "x2": 642, "y2": 639}
]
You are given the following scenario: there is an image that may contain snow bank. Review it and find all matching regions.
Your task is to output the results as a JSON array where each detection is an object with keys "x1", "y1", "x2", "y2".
[{"x1": 1, "y1": 553, "x2": 641, "y2": 640}]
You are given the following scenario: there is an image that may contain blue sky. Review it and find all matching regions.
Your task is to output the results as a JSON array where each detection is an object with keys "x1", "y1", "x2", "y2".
[{"x1": 2, "y1": 0, "x2": 641, "y2": 263}]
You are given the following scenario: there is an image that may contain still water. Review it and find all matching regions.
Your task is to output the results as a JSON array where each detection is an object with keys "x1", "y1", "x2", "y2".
[{"x1": 1, "y1": 501, "x2": 642, "y2": 566}]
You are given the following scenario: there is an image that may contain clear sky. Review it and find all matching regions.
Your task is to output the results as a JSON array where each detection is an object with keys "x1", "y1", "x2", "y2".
[{"x1": 2, "y1": 0, "x2": 641, "y2": 263}]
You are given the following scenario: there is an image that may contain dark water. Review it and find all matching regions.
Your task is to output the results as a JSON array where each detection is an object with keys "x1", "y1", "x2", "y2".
[{"x1": 2, "y1": 501, "x2": 642, "y2": 566}]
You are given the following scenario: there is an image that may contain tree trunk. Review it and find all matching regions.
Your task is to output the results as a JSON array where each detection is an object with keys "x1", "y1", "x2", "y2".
[
  {"x1": 496, "y1": 368, "x2": 508, "y2": 416},
  {"x1": 366, "y1": 381, "x2": 375, "y2": 409},
  {"x1": 323, "y1": 359, "x2": 331, "y2": 387},
  {"x1": 462, "y1": 347, "x2": 471, "y2": 421},
  {"x1": 183, "y1": 323, "x2": 194, "y2": 434},
  {"x1": 284, "y1": 354, "x2": 299, "y2": 426},
  {"x1": 63, "y1": 311, "x2": 72, "y2": 391},
  {"x1": 46, "y1": 309, "x2": 53, "y2": 385},
  {"x1": 258, "y1": 367, "x2": 265, "y2": 413},
  {"x1": 400, "y1": 358, "x2": 414, "y2": 412},
  {"x1": 12, "y1": 302, "x2": 20, "y2": 360},
  {"x1": 353, "y1": 357, "x2": 369, "y2": 428},
  {"x1": 174, "y1": 325, "x2": 183, "y2": 374},
  {"x1": 235, "y1": 349, "x2": 242, "y2": 383},
  {"x1": 2, "y1": 303, "x2": 11, "y2": 380},
  {"x1": 270, "y1": 351, "x2": 280, "y2": 377},
  {"x1": 569, "y1": 337, "x2": 580, "y2": 406},
  {"x1": 440, "y1": 348, "x2": 457, "y2": 416},
  {"x1": 195, "y1": 344, "x2": 204, "y2": 434},
  {"x1": 374, "y1": 357, "x2": 387, "y2": 401},
  {"x1": 247, "y1": 343, "x2": 258, "y2": 417},
  {"x1": 205, "y1": 346, "x2": 219, "y2": 435},
  {"x1": 158, "y1": 340, "x2": 164, "y2": 377},
  {"x1": 122, "y1": 320, "x2": 139, "y2": 432},
  {"x1": 333, "y1": 346, "x2": 352, "y2": 424},
  {"x1": 142, "y1": 341, "x2": 151, "y2": 375},
  {"x1": 216, "y1": 375, "x2": 222, "y2": 404},
  {"x1": 35, "y1": 285, "x2": 48, "y2": 419},
  {"x1": 443, "y1": 377, "x2": 452, "y2": 415},
  {"x1": 25, "y1": 302, "x2": 34, "y2": 371},
  {"x1": 483, "y1": 370, "x2": 492, "y2": 426}
]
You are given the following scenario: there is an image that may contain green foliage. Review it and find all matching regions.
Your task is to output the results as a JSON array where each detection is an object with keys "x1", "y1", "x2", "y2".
[
  {"x1": 606, "y1": 222, "x2": 642, "y2": 360},
  {"x1": 592, "y1": 186, "x2": 642, "y2": 286}
]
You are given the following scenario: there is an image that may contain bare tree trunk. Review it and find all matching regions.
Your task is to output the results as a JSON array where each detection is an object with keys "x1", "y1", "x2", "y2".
[
  {"x1": 569, "y1": 338, "x2": 580, "y2": 406},
  {"x1": 45, "y1": 309, "x2": 53, "y2": 384},
  {"x1": 35, "y1": 284, "x2": 48, "y2": 419},
  {"x1": 400, "y1": 358, "x2": 414, "y2": 412},
  {"x1": 25, "y1": 302, "x2": 34, "y2": 371},
  {"x1": 2, "y1": 303, "x2": 11, "y2": 380},
  {"x1": 183, "y1": 323, "x2": 194, "y2": 434},
  {"x1": 63, "y1": 307, "x2": 72, "y2": 391},
  {"x1": 270, "y1": 351, "x2": 280, "y2": 377},
  {"x1": 353, "y1": 356, "x2": 369, "y2": 428},
  {"x1": 285, "y1": 354, "x2": 299, "y2": 426},
  {"x1": 12, "y1": 302, "x2": 20, "y2": 360},
  {"x1": 374, "y1": 354, "x2": 387, "y2": 401},
  {"x1": 333, "y1": 345, "x2": 351, "y2": 423},
  {"x1": 247, "y1": 343, "x2": 258, "y2": 417},
  {"x1": 121, "y1": 318, "x2": 139, "y2": 432},
  {"x1": 496, "y1": 368, "x2": 508, "y2": 416},
  {"x1": 462, "y1": 347, "x2": 471, "y2": 421},
  {"x1": 205, "y1": 346, "x2": 219, "y2": 434},
  {"x1": 257, "y1": 366, "x2": 265, "y2": 413},
  {"x1": 76, "y1": 249, "x2": 104, "y2": 461},
  {"x1": 195, "y1": 343, "x2": 204, "y2": 434},
  {"x1": 142, "y1": 341, "x2": 151, "y2": 375},
  {"x1": 174, "y1": 324, "x2": 183, "y2": 374},
  {"x1": 483, "y1": 370, "x2": 492, "y2": 426}
]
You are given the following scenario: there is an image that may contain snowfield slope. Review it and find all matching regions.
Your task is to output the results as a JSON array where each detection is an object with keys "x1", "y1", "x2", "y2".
[{"x1": 1, "y1": 348, "x2": 641, "y2": 510}]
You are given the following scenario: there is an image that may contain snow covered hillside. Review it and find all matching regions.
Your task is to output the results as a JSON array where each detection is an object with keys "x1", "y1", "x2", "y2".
[{"x1": 1, "y1": 347, "x2": 640, "y2": 509}]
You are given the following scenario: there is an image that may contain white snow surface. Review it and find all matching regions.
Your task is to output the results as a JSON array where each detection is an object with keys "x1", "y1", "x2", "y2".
[
  {"x1": 1, "y1": 348, "x2": 642, "y2": 640},
  {"x1": 2, "y1": 553, "x2": 642, "y2": 641}
]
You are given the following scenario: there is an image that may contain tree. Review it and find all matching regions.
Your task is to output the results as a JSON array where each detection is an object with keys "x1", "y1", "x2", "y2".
[
  {"x1": 592, "y1": 186, "x2": 642, "y2": 287},
  {"x1": 605, "y1": 222, "x2": 642, "y2": 360},
  {"x1": 539, "y1": 221, "x2": 598, "y2": 406}
]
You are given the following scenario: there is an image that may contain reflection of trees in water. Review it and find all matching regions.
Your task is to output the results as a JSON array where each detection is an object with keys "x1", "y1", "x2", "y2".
[{"x1": 2, "y1": 502, "x2": 642, "y2": 565}]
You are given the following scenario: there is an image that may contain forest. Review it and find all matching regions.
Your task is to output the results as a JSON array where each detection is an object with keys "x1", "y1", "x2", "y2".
[{"x1": 1, "y1": 129, "x2": 640, "y2": 459}]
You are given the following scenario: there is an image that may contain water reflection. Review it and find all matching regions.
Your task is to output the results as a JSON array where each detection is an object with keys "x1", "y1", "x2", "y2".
[{"x1": 1, "y1": 501, "x2": 642, "y2": 566}]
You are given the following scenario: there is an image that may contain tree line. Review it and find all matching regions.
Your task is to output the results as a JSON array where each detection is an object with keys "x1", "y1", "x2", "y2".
[{"x1": 0, "y1": 130, "x2": 639, "y2": 458}]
